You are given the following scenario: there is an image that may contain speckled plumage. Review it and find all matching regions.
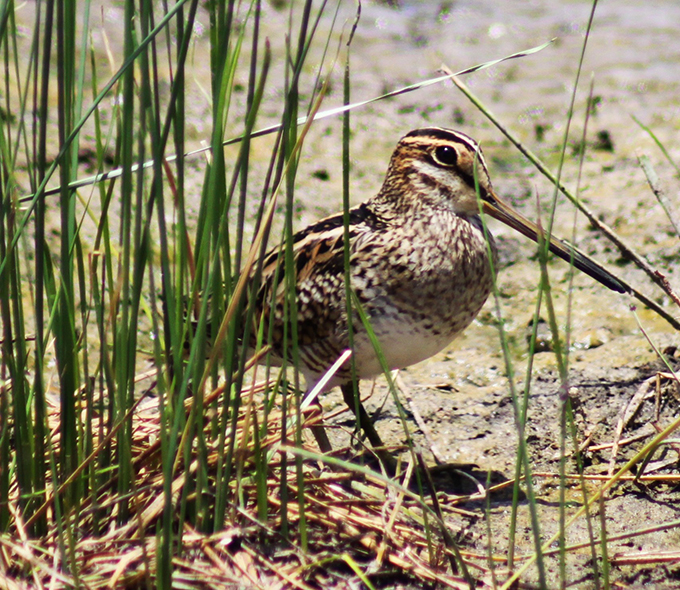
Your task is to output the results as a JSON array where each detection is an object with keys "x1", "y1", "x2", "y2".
[
  {"x1": 253, "y1": 129, "x2": 498, "y2": 390},
  {"x1": 248, "y1": 127, "x2": 625, "y2": 455}
]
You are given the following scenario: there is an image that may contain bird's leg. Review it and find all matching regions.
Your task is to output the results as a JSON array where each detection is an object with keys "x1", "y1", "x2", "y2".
[
  {"x1": 307, "y1": 399, "x2": 333, "y2": 454},
  {"x1": 341, "y1": 382, "x2": 397, "y2": 473},
  {"x1": 340, "y1": 382, "x2": 387, "y2": 450}
]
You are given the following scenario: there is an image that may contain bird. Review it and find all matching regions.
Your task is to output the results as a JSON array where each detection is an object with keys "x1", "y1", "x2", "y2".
[{"x1": 246, "y1": 127, "x2": 626, "y2": 460}]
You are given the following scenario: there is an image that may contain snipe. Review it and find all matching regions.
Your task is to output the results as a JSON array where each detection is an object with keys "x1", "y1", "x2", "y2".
[{"x1": 248, "y1": 127, "x2": 625, "y2": 459}]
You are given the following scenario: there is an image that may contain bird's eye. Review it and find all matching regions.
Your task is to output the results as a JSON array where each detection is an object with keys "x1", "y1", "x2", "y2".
[{"x1": 433, "y1": 145, "x2": 458, "y2": 167}]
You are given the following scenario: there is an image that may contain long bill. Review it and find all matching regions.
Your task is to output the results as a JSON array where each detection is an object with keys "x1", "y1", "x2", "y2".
[{"x1": 481, "y1": 190, "x2": 627, "y2": 294}]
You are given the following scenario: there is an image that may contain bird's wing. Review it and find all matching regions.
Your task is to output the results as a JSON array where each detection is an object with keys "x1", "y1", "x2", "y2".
[{"x1": 250, "y1": 203, "x2": 385, "y2": 351}]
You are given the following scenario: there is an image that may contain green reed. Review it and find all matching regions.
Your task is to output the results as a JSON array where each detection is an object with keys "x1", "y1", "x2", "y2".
[{"x1": 0, "y1": 0, "x2": 341, "y2": 585}]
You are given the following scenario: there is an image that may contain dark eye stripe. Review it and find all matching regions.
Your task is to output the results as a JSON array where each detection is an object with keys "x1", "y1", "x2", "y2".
[{"x1": 401, "y1": 127, "x2": 489, "y2": 171}]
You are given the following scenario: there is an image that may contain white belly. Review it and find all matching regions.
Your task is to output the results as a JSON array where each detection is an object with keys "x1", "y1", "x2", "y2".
[{"x1": 349, "y1": 313, "x2": 464, "y2": 380}]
